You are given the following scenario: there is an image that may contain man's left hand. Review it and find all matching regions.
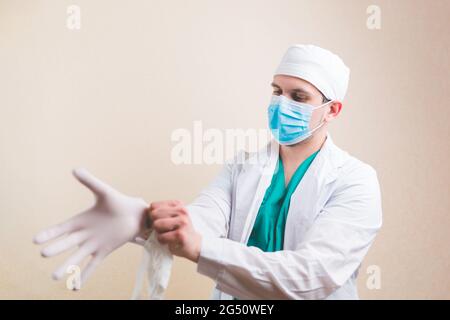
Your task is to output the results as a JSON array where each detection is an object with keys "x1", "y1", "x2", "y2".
[{"x1": 148, "y1": 200, "x2": 202, "y2": 263}]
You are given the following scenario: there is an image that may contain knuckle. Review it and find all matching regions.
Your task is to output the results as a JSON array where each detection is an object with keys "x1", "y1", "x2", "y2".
[
  {"x1": 150, "y1": 208, "x2": 162, "y2": 220},
  {"x1": 169, "y1": 200, "x2": 182, "y2": 207},
  {"x1": 176, "y1": 230, "x2": 185, "y2": 242},
  {"x1": 150, "y1": 201, "x2": 164, "y2": 210},
  {"x1": 180, "y1": 215, "x2": 189, "y2": 225},
  {"x1": 152, "y1": 219, "x2": 162, "y2": 230}
]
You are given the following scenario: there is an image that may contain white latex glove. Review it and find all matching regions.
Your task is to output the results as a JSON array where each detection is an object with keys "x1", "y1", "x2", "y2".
[
  {"x1": 33, "y1": 168, "x2": 149, "y2": 287},
  {"x1": 131, "y1": 230, "x2": 173, "y2": 300}
]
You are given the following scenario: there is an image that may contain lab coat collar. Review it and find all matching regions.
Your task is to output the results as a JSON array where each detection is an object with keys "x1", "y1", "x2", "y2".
[
  {"x1": 236, "y1": 132, "x2": 348, "y2": 245},
  {"x1": 266, "y1": 132, "x2": 346, "y2": 168},
  {"x1": 314, "y1": 132, "x2": 348, "y2": 171},
  {"x1": 306, "y1": 132, "x2": 348, "y2": 185},
  {"x1": 242, "y1": 132, "x2": 347, "y2": 181}
]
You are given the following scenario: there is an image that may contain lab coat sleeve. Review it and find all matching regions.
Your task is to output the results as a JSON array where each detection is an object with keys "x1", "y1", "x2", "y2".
[
  {"x1": 196, "y1": 163, "x2": 383, "y2": 299},
  {"x1": 186, "y1": 155, "x2": 236, "y2": 239}
]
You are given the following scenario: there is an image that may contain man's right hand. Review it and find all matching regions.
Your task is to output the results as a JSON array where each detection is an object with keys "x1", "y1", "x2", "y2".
[{"x1": 33, "y1": 168, "x2": 149, "y2": 288}]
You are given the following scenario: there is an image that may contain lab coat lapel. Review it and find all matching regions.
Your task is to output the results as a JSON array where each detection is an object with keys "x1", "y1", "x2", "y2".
[
  {"x1": 284, "y1": 133, "x2": 348, "y2": 248},
  {"x1": 231, "y1": 133, "x2": 347, "y2": 246},
  {"x1": 231, "y1": 140, "x2": 279, "y2": 244}
]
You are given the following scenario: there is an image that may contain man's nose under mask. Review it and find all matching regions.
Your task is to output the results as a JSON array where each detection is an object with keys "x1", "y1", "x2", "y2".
[{"x1": 268, "y1": 95, "x2": 331, "y2": 145}]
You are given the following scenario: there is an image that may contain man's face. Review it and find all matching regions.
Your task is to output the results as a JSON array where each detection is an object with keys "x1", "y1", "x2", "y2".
[
  {"x1": 270, "y1": 74, "x2": 333, "y2": 132},
  {"x1": 272, "y1": 75, "x2": 327, "y2": 129}
]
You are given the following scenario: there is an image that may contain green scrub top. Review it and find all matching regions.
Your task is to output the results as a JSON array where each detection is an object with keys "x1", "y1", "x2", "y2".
[
  {"x1": 233, "y1": 149, "x2": 319, "y2": 300},
  {"x1": 247, "y1": 149, "x2": 320, "y2": 252}
]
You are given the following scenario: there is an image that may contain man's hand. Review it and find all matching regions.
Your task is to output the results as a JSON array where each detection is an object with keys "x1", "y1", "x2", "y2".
[
  {"x1": 148, "y1": 200, "x2": 202, "y2": 263},
  {"x1": 33, "y1": 168, "x2": 149, "y2": 287}
]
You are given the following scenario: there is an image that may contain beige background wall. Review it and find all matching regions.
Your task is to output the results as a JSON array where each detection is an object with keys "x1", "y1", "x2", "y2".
[{"x1": 0, "y1": 0, "x2": 449, "y2": 299}]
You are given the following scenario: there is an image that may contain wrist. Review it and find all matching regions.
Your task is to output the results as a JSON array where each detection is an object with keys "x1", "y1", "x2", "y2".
[
  {"x1": 135, "y1": 199, "x2": 152, "y2": 239},
  {"x1": 189, "y1": 233, "x2": 202, "y2": 263}
]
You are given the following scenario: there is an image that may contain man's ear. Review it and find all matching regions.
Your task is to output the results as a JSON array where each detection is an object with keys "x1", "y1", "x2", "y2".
[
  {"x1": 330, "y1": 101, "x2": 342, "y2": 116},
  {"x1": 326, "y1": 101, "x2": 342, "y2": 121}
]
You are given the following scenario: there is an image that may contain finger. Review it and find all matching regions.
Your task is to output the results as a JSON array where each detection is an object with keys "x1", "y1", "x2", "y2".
[
  {"x1": 149, "y1": 200, "x2": 183, "y2": 211},
  {"x1": 52, "y1": 241, "x2": 97, "y2": 280},
  {"x1": 149, "y1": 207, "x2": 183, "y2": 221},
  {"x1": 72, "y1": 167, "x2": 116, "y2": 196},
  {"x1": 33, "y1": 214, "x2": 82, "y2": 245},
  {"x1": 156, "y1": 229, "x2": 183, "y2": 245},
  {"x1": 79, "y1": 252, "x2": 106, "y2": 287},
  {"x1": 40, "y1": 230, "x2": 91, "y2": 257},
  {"x1": 153, "y1": 216, "x2": 184, "y2": 233}
]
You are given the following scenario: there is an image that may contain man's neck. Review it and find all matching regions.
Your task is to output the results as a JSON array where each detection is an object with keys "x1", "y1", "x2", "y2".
[{"x1": 279, "y1": 130, "x2": 328, "y2": 166}]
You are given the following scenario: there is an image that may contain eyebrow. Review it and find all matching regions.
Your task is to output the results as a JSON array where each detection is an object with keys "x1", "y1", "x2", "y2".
[{"x1": 271, "y1": 82, "x2": 312, "y2": 98}]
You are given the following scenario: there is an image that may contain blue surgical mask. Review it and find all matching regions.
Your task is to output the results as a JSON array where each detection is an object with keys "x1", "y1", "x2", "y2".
[{"x1": 268, "y1": 95, "x2": 332, "y2": 145}]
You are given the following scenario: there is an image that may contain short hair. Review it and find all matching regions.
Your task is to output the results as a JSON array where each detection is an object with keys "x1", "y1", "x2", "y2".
[{"x1": 321, "y1": 93, "x2": 331, "y2": 103}]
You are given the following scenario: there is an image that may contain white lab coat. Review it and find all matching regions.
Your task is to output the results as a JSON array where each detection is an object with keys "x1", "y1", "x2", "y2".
[{"x1": 187, "y1": 133, "x2": 382, "y2": 300}]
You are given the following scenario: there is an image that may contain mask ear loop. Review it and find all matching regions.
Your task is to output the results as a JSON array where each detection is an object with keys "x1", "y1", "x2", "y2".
[
  {"x1": 312, "y1": 99, "x2": 333, "y2": 111},
  {"x1": 309, "y1": 100, "x2": 333, "y2": 134},
  {"x1": 283, "y1": 101, "x2": 333, "y2": 145}
]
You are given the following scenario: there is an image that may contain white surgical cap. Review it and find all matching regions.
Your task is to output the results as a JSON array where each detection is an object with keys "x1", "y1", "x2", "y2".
[{"x1": 274, "y1": 44, "x2": 350, "y2": 102}]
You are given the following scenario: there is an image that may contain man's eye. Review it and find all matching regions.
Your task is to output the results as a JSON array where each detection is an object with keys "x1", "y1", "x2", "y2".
[
  {"x1": 292, "y1": 95, "x2": 307, "y2": 102},
  {"x1": 273, "y1": 91, "x2": 281, "y2": 95}
]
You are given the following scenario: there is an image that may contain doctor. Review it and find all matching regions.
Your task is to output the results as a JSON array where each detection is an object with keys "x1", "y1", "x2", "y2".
[{"x1": 33, "y1": 44, "x2": 382, "y2": 300}]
